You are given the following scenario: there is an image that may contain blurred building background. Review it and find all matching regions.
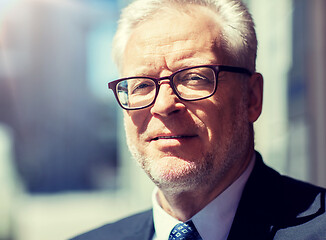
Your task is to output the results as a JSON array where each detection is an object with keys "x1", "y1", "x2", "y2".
[{"x1": 0, "y1": 0, "x2": 325, "y2": 239}]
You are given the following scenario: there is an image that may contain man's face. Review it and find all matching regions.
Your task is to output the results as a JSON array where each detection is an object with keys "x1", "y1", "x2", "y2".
[{"x1": 122, "y1": 6, "x2": 258, "y2": 194}]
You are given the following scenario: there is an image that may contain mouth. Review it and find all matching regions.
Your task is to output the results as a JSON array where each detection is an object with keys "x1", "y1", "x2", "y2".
[{"x1": 151, "y1": 135, "x2": 197, "y2": 141}]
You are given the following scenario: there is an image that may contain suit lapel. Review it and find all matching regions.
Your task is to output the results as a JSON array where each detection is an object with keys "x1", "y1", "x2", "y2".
[
  {"x1": 124, "y1": 210, "x2": 155, "y2": 240},
  {"x1": 227, "y1": 152, "x2": 282, "y2": 240}
]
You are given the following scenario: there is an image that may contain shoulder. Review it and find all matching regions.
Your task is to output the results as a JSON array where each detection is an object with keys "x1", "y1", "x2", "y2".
[
  {"x1": 70, "y1": 209, "x2": 154, "y2": 240},
  {"x1": 254, "y1": 152, "x2": 325, "y2": 216},
  {"x1": 252, "y1": 152, "x2": 325, "y2": 199},
  {"x1": 249, "y1": 152, "x2": 326, "y2": 238},
  {"x1": 273, "y1": 175, "x2": 326, "y2": 239}
]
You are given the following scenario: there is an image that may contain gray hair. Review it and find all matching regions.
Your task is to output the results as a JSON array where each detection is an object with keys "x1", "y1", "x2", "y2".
[{"x1": 112, "y1": 0, "x2": 257, "y2": 74}]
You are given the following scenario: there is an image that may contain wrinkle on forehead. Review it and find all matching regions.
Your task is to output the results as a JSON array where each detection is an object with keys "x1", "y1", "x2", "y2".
[
  {"x1": 142, "y1": 40, "x2": 216, "y2": 65},
  {"x1": 123, "y1": 5, "x2": 223, "y2": 76}
]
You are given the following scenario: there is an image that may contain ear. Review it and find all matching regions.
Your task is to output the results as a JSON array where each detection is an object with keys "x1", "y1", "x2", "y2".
[{"x1": 247, "y1": 73, "x2": 263, "y2": 123}]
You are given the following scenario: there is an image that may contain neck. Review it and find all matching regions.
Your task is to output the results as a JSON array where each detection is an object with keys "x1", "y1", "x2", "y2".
[{"x1": 156, "y1": 148, "x2": 255, "y2": 221}]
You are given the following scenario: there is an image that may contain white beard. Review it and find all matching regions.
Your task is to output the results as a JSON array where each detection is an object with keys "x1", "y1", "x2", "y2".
[{"x1": 125, "y1": 89, "x2": 251, "y2": 195}]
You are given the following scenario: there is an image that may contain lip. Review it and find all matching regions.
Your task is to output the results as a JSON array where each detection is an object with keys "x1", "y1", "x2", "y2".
[{"x1": 149, "y1": 134, "x2": 198, "y2": 141}]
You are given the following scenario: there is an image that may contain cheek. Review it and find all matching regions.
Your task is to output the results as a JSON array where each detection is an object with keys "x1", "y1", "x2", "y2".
[
  {"x1": 123, "y1": 110, "x2": 149, "y2": 144},
  {"x1": 196, "y1": 96, "x2": 236, "y2": 143},
  {"x1": 123, "y1": 113, "x2": 138, "y2": 142},
  {"x1": 193, "y1": 100, "x2": 224, "y2": 133}
]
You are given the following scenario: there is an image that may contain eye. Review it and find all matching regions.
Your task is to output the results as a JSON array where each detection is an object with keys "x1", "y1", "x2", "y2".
[
  {"x1": 176, "y1": 72, "x2": 212, "y2": 86},
  {"x1": 130, "y1": 79, "x2": 155, "y2": 95},
  {"x1": 184, "y1": 74, "x2": 207, "y2": 82}
]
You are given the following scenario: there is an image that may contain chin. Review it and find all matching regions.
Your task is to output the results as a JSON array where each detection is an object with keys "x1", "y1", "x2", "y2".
[{"x1": 146, "y1": 159, "x2": 206, "y2": 192}]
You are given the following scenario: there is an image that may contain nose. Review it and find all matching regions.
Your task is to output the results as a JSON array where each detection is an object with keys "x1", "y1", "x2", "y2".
[{"x1": 150, "y1": 81, "x2": 185, "y2": 117}]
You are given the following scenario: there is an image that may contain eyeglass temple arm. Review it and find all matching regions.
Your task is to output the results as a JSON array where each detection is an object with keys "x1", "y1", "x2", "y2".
[{"x1": 218, "y1": 65, "x2": 252, "y2": 76}]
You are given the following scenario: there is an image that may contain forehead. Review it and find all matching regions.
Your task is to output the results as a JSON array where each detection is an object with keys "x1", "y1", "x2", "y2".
[{"x1": 123, "y1": 5, "x2": 223, "y2": 75}]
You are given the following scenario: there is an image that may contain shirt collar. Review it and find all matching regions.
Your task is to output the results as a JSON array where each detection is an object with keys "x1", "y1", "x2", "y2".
[{"x1": 152, "y1": 154, "x2": 256, "y2": 240}]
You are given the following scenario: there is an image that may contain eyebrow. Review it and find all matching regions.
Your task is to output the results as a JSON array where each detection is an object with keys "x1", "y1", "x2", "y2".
[
  {"x1": 168, "y1": 58, "x2": 218, "y2": 72},
  {"x1": 126, "y1": 59, "x2": 217, "y2": 78}
]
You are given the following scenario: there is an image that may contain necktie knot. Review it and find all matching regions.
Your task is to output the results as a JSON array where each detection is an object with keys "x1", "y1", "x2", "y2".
[{"x1": 169, "y1": 221, "x2": 202, "y2": 240}]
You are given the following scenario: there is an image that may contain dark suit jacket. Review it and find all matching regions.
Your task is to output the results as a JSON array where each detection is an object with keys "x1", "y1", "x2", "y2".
[{"x1": 71, "y1": 152, "x2": 326, "y2": 240}]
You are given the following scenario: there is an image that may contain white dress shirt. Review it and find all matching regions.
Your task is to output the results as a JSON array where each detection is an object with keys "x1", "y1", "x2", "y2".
[{"x1": 152, "y1": 155, "x2": 256, "y2": 240}]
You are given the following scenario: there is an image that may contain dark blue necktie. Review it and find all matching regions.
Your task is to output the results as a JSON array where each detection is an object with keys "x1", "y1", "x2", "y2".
[{"x1": 168, "y1": 221, "x2": 202, "y2": 240}]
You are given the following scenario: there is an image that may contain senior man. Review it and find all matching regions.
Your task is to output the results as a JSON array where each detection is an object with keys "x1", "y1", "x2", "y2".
[{"x1": 72, "y1": 0, "x2": 326, "y2": 239}]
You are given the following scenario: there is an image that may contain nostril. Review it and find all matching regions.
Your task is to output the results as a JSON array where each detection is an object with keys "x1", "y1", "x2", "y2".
[{"x1": 171, "y1": 109, "x2": 180, "y2": 115}]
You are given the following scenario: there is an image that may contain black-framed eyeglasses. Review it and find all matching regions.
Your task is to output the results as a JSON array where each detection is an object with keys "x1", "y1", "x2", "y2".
[{"x1": 108, "y1": 65, "x2": 252, "y2": 110}]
